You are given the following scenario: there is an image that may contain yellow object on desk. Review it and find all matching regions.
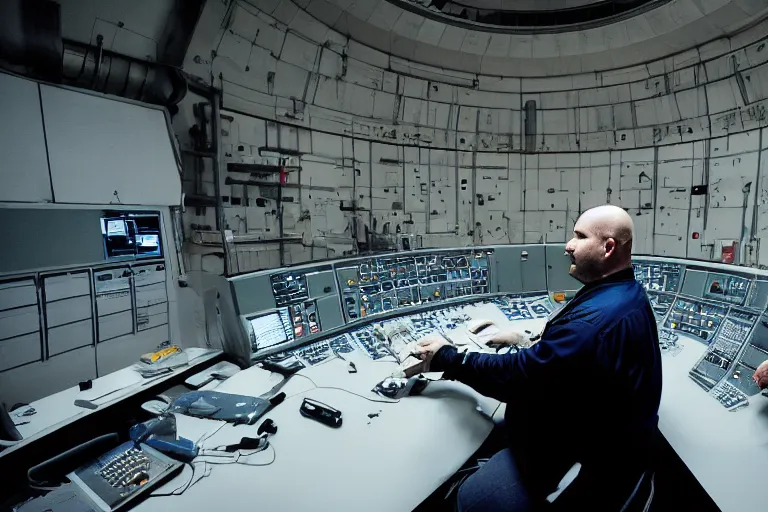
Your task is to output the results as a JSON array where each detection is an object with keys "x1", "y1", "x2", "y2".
[{"x1": 140, "y1": 345, "x2": 181, "y2": 365}]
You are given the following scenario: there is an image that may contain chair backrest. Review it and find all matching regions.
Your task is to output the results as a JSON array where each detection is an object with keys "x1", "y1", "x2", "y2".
[
  {"x1": 0, "y1": 404, "x2": 23, "y2": 448},
  {"x1": 619, "y1": 471, "x2": 655, "y2": 512}
]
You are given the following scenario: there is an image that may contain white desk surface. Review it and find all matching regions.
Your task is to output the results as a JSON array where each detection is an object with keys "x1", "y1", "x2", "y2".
[
  {"x1": 2, "y1": 348, "x2": 221, "y2": 458},
  {"x1": 658, "y1": 335, "x2": 768, "y2": 512},
  {"x1": 136, "y1": 326, "x2": 512, "y2": 512}
]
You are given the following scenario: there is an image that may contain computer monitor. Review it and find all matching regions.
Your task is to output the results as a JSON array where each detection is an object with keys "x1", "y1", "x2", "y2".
[
  {"x1": 247, "y1": 309, "x2": 293, "y2": 352},
  {"x1": 101, "y1": 212, "x2": 163, "y2": 261}
]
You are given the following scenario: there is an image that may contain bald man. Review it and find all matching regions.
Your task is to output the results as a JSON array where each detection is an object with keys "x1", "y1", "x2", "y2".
[{"x1": 415, "y1": 205, "x2": 662, "y2": 511}]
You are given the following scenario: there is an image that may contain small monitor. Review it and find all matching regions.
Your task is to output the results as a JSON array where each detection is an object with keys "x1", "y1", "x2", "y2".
[
  {"x1": 248, "y1": 309, "x2": 293, "y2": 352},
  {"x1": 702, "y1": 273, "x2": 750, "y2": 305},
  {"x1": 101, "y1": 212, "x2": 162, "y2": 261},
  {"x1": 106, "y1": 219, "x2": 127, "y2": 236}
]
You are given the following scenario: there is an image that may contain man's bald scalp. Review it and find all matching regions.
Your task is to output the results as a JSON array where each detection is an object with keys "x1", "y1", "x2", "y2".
[{"x1": 580, "y1": 205, "x2": 634, "y2": 248}]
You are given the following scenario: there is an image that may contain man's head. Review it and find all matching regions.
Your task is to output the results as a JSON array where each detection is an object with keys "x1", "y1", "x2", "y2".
[{"x1": 565, "y1": 205, "x2": 634, "y2": 284}]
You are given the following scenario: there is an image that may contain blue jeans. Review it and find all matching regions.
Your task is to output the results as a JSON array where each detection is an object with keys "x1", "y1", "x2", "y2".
[
  {"x1": 457, "y1": 448, "x2": 538, "y2": 512},
  {"x1": 457, "y1": 447, "x2": 642, "y2": 512}
]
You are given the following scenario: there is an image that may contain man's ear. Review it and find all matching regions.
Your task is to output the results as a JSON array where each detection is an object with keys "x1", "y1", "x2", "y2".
[{"x1": 604, "y1": 237, "x2": 616, "y2": 258}]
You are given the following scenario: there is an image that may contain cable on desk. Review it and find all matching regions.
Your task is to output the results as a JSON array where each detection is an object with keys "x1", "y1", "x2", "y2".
[
  {"x1": 198, "y1": 443, "x2": 276, "y2": 467},
  {"x1": 284, "y1": 372, "x2": 401, "y2": 404},
  {"x1": 149, "y1": 461, "x2": 197, "y2": 497}
]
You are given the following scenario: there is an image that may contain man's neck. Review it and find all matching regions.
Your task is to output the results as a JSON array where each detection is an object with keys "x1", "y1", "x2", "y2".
[{"x1": 597, "y1": 263, "x2": 633, "y2": 282}]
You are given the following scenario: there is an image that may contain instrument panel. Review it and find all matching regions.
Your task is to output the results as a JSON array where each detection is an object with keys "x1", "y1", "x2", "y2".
[
  {"x1": 664, "y1": 298, "x2": 728, "y2": 343},
  {"x1": 262, "y1": 294, "x2": 550, "y2": 369},
  {"x1": 336, "y1": 250, "x2": 491, "y2": 321},
  {"x1": 702, "y1": 272, "x2": 751, "y2": 306},
  {"x1": 234, "y1": 250, "x2": 768, "y2": 412},
  {"x1": 633, "y1": 262, "x2": 683, "y2": 293}
]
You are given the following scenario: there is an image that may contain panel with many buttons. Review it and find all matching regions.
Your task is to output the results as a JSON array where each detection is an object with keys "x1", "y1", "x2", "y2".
[
  {"x1": 664, "y1": 298, "x2": 728, "y2": 343},
  {"x1": 632, "y1": 262, "x2": 683, "y2": 293}
]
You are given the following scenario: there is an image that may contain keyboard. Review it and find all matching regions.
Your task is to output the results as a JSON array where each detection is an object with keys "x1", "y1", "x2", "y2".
[
  {"x1": 711, "y1": 381, "x2": 749, "y2": 411},
  {"x1": 69, "y1": 441, "x2": 182, "y2": 511},
  {"x1": 99, "y1": 446, "x2": 151, "y2": 488}
]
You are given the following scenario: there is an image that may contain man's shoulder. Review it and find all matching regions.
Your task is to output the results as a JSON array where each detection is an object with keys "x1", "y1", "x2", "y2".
[{"x1": 566, "y1": 280, "x2": 648, "y2": 324}]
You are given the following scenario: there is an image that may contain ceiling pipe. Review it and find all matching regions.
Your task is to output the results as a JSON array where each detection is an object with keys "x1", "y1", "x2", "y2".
[
  {"x1": 0, "y1": 0, "x2": 187, "y2": 109},
  {"x1": 60, "y1": 38, "x2": 188, "y2": 109}
]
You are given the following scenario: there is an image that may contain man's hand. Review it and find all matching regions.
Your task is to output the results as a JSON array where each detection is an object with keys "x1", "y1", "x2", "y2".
[
  {"x1": 410, "y1": 334, "x2": 451, "y2": 374},
  {"x1": 754, "y1": 360, "x2": 768, "y2": 390},
  {"x1": 485, "y1": 329, "x2": 528, "y2": 348}
]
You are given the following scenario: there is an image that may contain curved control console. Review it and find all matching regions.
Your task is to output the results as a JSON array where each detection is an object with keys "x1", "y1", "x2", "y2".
[{"x1": 220, "y1": 245, "x2": 768, "y2": 414}]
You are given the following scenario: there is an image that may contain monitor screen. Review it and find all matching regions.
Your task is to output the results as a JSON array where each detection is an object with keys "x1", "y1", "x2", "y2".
[
  {"x1": 137, "y1": 234, "x2": 159, "y2": 247},
  {"x1": 106, "y1": 220, "x2": 127, "y2": 236},
  {"x1": 249, "y1": 309, "x2": 293, "y2": 352},
  {"x1": 101, "y1": 212, "x2": 162, "y2": 261}
]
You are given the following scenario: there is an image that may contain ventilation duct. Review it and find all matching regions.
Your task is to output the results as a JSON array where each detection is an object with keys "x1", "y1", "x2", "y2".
[
  {"x1": 0, "y1": 0, "x2": 187, "y2": 108},
  {"x1": 60, "y1": 40, "x2": 187, "y2": 108}
]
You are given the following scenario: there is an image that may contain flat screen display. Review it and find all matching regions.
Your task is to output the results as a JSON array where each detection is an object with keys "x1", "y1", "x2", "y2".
[
  {"x1": 248, "y1": 309, "x2": 293, "y2": 352},
  {"x1": 101, "y1": 212, "x2": 162, "y2": 260}
]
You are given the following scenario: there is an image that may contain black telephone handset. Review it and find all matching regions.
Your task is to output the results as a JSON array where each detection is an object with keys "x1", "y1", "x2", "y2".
[{"x1": 300, "y1": 398, "x2": 342, "y2": 428}]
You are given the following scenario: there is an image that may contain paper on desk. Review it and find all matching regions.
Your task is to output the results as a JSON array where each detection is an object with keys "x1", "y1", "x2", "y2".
[
  {"x1": 132, "y1": 347, "x2": 216, "y2": 378},
  {"x1": 214, "y1": 365, "x2": 284, "y2": 397}
]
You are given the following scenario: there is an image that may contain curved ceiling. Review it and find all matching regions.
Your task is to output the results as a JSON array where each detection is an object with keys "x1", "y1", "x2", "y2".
[
  {"x1": 277, "y1": 0, "x2": 768, "y2": 76},
  {"x1": 391, "y1": 0, "x2": 668, "y2": 32}
]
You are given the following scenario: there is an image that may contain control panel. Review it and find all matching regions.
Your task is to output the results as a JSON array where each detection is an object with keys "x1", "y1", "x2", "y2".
[
  {"x1": 722, "y1": 312, "x2": 768, "y2": 397},
  {"x1": 336, "y1": 250, "x2": 491, "y2": 321},
  {"x1": 701, "y1": 272, "x2": 751, "y2": 306},
  {"x1": 260, "y1": 294, "x2": 551, "y2": 370},
  {"x1": 647, "y1": 292, "x2": 676, "y2": 322},
  {"x1": 633, "y1": 261, "x2": 683, "y2": 293},
  {"x1": 271, "y1": 272, "x2": 309, "y2": 307},
  {"x1": 689, "y1": 310, "x2": 757, "y2": 391},
  {"x1": 228, "y1": 249, "x2": 768, "y2": 413},
  {"x1": 492, "y1": 294, "x2": 553, "y2": 321},
  {"x1": 664, "y1": 298, "x2": 728, "y2": 343}
]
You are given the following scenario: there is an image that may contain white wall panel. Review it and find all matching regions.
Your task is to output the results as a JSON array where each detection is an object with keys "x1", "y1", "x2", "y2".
[
  {"x1": 41, "y1": 86, "x2": 181, "y2": 205},
  {"x1": 0, "y1": 73, "x2": 52, "y2": 202}
]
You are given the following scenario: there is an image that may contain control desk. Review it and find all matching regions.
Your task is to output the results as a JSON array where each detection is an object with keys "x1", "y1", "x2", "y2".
[
  {"x1": 10, "y1": 246, "x2": 768, "y2": 512},
  {"x1": 207, "y1": 249, "x2": 768, "y2": 511}
]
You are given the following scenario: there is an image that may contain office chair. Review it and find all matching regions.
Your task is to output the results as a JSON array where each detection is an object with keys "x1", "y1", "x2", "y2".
[
  {"x1": 0, "y1": 404, "x2": 23, "y2": 449},
  {"x1": 619, "y1": 471, "x2": 655, "y2": 512}
]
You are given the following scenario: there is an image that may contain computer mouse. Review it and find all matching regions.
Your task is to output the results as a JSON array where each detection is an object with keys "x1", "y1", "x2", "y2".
[{"x1": 467, "y1": 318, "x2": 495, "y2": 334}]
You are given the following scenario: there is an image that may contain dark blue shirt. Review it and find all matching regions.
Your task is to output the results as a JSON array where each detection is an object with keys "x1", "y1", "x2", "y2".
[{"x1": 432, "y1": 267, "x2": 662, "y2": 479}]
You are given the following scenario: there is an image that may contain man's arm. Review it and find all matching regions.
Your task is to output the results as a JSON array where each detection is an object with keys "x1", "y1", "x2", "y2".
[
  {"x1": 754, "y1": 360, "x2": 768, "y2": 389},
  {"x1": 422, "y1": 320, "x2": 594, "y2": 402}
]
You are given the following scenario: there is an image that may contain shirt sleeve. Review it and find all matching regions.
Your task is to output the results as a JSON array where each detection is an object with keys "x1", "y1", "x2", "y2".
[{"x1": 430, "y1": 320, "x2": 595, "y2": 402}]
